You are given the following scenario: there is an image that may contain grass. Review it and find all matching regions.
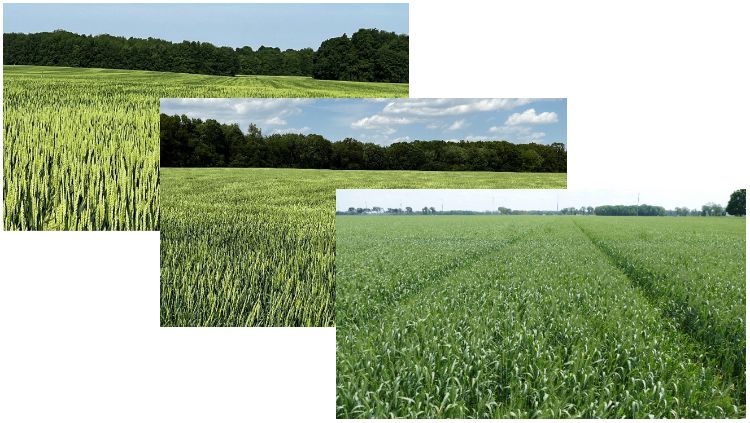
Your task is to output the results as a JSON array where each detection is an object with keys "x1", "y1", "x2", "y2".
[
  {"x1": 160, "y1": 168, "x2": 564, "y2": 327},
  {"x1": 2, "y1": 65, "x2": 408, "y2": 230},
  {"x1": 336, "y1": 215, "x2": 746, "y2": 418}
]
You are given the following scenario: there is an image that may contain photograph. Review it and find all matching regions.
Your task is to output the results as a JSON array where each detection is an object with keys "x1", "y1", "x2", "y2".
[
  {"x1": 335, "y1": 188, "x2": 746, "y2": 418},
  {"x1": 2, "y1": 3, "x2": 408, "y2": 230},
  {"x1": 158, "y1": 98, "x2": 566, "y2": 327}
]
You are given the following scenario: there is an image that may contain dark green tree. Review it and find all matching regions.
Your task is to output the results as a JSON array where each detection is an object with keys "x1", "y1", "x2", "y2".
[
  {"x1": 726, "y1": 189, "x2": 746, "y2": 216},
  {"x1": 5, "y1": 28, "x2": 405, "y2": 81},
  {"x1": 312, "y1": 34, "x2": 357, "y2": 80},
  {"x1": 159, "y1": 114, "x2": 567, "y2": 172}
]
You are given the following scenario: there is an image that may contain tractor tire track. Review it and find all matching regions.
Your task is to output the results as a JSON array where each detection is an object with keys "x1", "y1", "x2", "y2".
[
  {"x1": 572, "y1": 219, "x2": 745, "y2": 400},
  {"x1": 340, "y1": 226, "x2": 536, "y2": 330}
]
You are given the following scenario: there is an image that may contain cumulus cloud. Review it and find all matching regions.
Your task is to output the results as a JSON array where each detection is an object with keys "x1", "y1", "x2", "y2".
[
  {"x1": 464, "y1": 135, "x2": 491, "y2": 142},
  {"x1": 270, "y1": 126, "x2": 312, "y2": 135},
  {"x1": 531, "y1": 131, "x2": 546, "y2": 139},
  {"x1": 447, "y1": 119, "x2": 466, "y2": 131},
  {"x1": 490, "y1": 125, "x2": 533, "y2": 135},
  {"x1": 381, "y1": 98, "x2": 533, "y2": 117},
  {"x1": 264, "y1": 116, "x2": 287, "y2": 126},
  {"x1": 505, "y1": 108, "x2": 558, "y2": 125},
  {"x1": 160, "y1": 98, "x2": 312, "y2": 122},
  {"x1": 489, "y1": 125, "x2": 547, "y2": 143},
  {"x1": 352, "y1": 99, "x2": 542, "y2": 136},
  {"x1": 351, "y1": 114, "x2": 414, "y2": 129},
  {"x1": 161, "y1": 98, "x2": 311, "y2": 113},
  {"x1": 159, "y1": 98, "x2": 563, "y2": 144},
  {"x1": 158, "y1": 98, "x2": 320, "y2": 135}
]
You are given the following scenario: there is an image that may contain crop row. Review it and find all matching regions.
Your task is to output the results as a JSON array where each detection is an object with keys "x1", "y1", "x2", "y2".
[
  {"x1": 575, "y1": 217, "x2": 746, "y2": 399},
  {"x1": 336, "y1": 216, "x2": 536, "y2": 328},
  {"x1": 336, "y1": 216, "x2": 745, "y2": 418}
]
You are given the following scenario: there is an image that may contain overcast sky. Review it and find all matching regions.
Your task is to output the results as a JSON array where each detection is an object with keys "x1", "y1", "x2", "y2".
[
  {"x1": 336, "y1": 188, "x2": 739, "y2": 211},
  {"x1": 160, "y1": 98, "x2": 567, "y2": 146},
  {"x1": 4, "y1": 3, "x2": 408, "y2": 50}
]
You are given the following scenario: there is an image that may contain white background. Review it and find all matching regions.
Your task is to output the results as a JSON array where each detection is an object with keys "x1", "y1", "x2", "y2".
[{"x1": 1, "y1": 0, "x2": 748, "y2": 422}]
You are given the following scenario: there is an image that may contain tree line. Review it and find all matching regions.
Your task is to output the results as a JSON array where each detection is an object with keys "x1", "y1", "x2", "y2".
[
  {"x1": 339, "y1": 207, "x2": 496, "y2": 215},
  {"x1": 337, "y1": 193, "x2": 746, "y2": 217},
  {"x1": 592, "y1": 204, "x2": 666, "y2": 216},
  {"x1": 160, "y1": 114, "x2": 567, "y2": 172},
  {"x1": 541, "y1": 202, "x2": 743, "y2": 216},
  {"x1": 3, "y1": 28, "x2": 408, "y2": 82},
  {"x1": 338, "y1": 205, "x2": 665, "y2": 216}
]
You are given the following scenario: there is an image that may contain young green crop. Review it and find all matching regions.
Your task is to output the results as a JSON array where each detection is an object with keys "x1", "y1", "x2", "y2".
[
  {"x1": 160, "y1": 168, "x2": 336, "y2": 327},
  {"x1": 3, "y1": 65, "x2": 408, "y2": 230},
  {"x1": 336, "y1": 215, "x2": 746, "y2": 418},
  {"x1": 160, "y1": 168, "x2": 564, "y2": 327},
  {"x1": 574, "y1": 217, "x2": 747, "y2": 401}
]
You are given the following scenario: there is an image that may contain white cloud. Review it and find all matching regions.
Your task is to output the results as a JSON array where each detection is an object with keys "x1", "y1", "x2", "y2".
[
  {"x1": 505, "y1": 108, "x2": 558, "y2": 125},
  {"x1": 223, "y1": 99, "x2": 312, "y2": 114},
  {"x1": 381, "y1": 98, "x2": 533, "y2": 117},
  {"x1": 447, "y1": 119, "x2": 466, "y2": 131},
  {"x1": 391, "y1": 135, "x2": 411, "y2": 143},
  {"x1": 357, "y1": 132, "x2": 391, "y2": 146},
  {"x1": 531, "y1": 131, "x2": 546, "y2": 139},
  {"x1": 489, "y1": 125, "x2": 548, "y2": 143},
  {"x1": 270, "y1": 126, "x2": 312, "y2": 135},
  {"x1": 160, "y1": 98, "x2": 312, "y2": 122},
  {"x1": 264, "y1": 116, "x2": 287, "y2": 126},
  {"x1": 351, "y1": 114, "x2": 414, "y2": 129},
  {"x1": 490, "y1": 125, "x2": 519, "y2": 134},
  {"x1": 159, "y1": 98, "x2": 563, "y2": 144},
  {"x1": 351, "y1": 115, "x2": 414, "y2": 135},
  {"x1": 490, "y1": 125, "x2": 534, "y2": 135},
  {"x1": 464, "y1": 135, "x2": 491, "y2": 142}
]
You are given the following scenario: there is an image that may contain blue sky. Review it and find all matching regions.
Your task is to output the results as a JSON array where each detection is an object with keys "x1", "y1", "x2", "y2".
[
  {"x1": 3, "y1": 3, "x2": 408, "y2": 50},
  {"x1": 336, "y1": 189, "x2": 737, "y2": 212},
  {"x1": 160, "y1": 98, "x2": 567, "y2": 146}
]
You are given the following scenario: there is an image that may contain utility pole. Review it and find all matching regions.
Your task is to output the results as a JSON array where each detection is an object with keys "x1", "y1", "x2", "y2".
[{"x1": 636, "y1": 192, "x2": 640, "y2": 216}]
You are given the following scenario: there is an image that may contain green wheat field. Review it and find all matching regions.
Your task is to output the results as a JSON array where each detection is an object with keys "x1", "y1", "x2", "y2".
[
  {"x1": 2, "y1": 65, "x2": 408, "y2": 230},
  {"x1": 336, "y1": 215, "x2": 746, "y2": 418},
  {"x1": 159, "y1": 168, "x2": 564, "y2": 327}
]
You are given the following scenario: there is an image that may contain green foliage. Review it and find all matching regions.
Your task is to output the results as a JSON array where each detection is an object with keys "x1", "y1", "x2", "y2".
[
  {"x1": 727, "y1": 189, "x2": 746, "y2": 216},
  {"x1": 313, "y1": 29, "x2": 408, "y2": 83},
  {"x1": 702, "y1": 202, "x2": 726, "y2": 216},
  {"x1": 336, "y1": 215, "x2": 746, "y2": 418},
  {"x1": 3, "y1": 65, "x2": 408, "y2": 230},
  {"x1": 160, "y1": 169, "x2": 565, "y2": 327},
  {"x1": 4, "y1": 28, "x2": 406, "y2": 82},
  {"x1": 576, "y1": 217, "x2": 746, "y2": 396},
  {"x1": 594, "y1": 204, "x2": 666, "y2": 216},
  {"x1": 161, "y1": 114, "x2": 567, "y2": 172}
]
